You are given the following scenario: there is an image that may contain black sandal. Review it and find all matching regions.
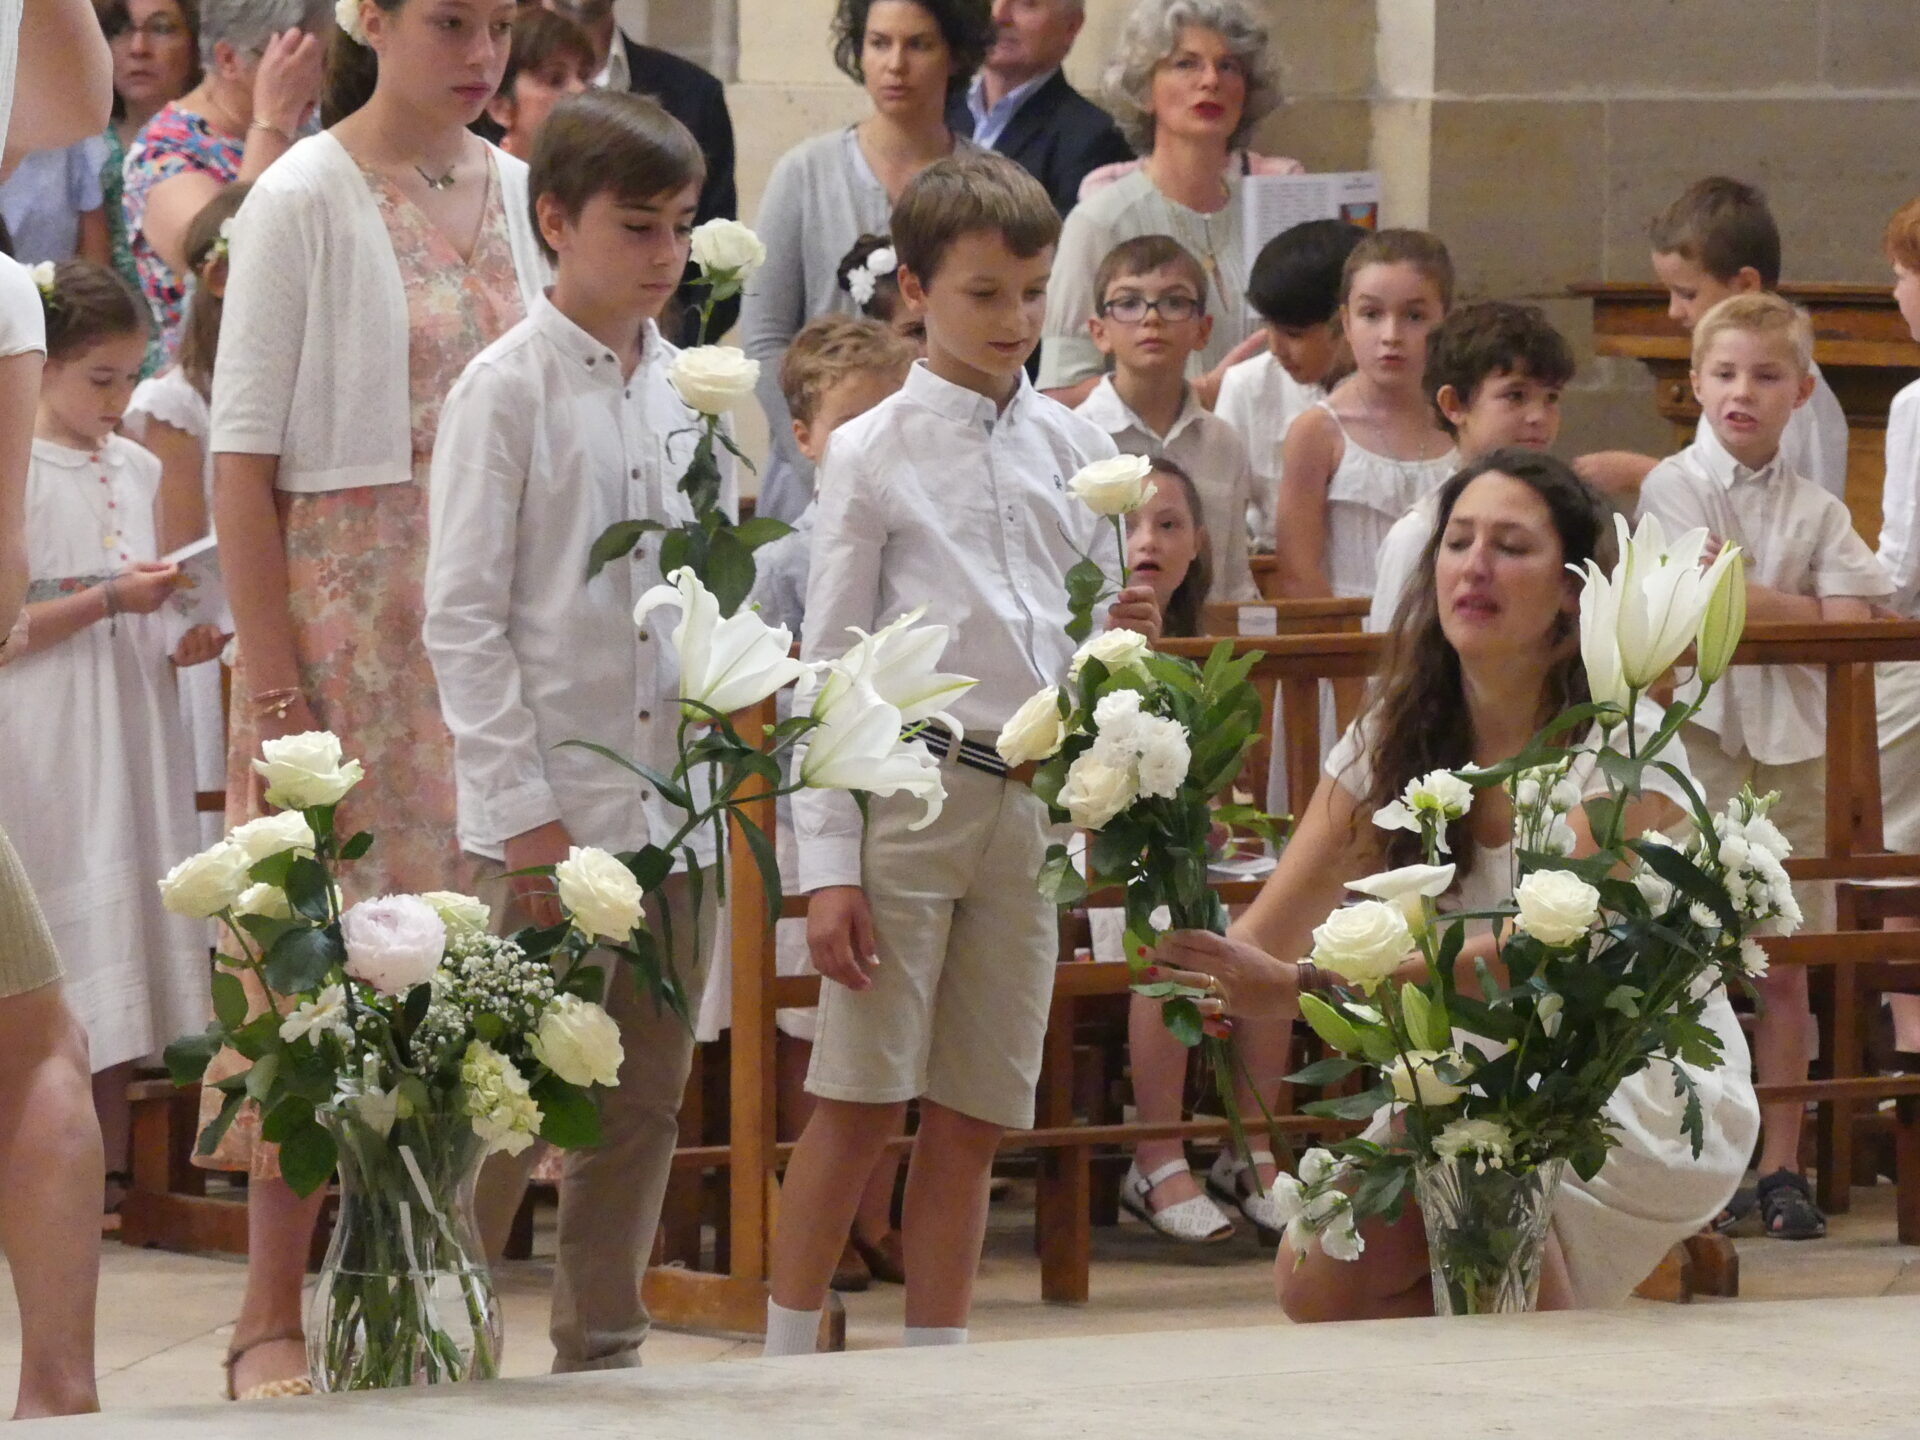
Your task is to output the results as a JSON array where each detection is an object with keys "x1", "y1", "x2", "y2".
[{"x1": 1756, "y1": 1169, "x2": 1826, "y2": 1240}]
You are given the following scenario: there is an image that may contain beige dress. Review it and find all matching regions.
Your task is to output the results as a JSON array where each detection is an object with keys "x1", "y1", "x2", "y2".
[{"x1": 197, "y1": 159, "x2": 526, "y2": 1177}]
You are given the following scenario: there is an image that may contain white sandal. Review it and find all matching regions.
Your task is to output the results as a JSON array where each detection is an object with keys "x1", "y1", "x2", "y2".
[
  {"x1": 1120, "y1": 1159, "x2": 1235, "y2": 1244},
  {"x1": 1206, "y1": 1149, "x2": 1286, "y2": 1244}
]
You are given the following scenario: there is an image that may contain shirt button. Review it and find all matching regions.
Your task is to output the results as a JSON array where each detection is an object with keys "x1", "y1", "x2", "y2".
[
  {"x1": 638, "y1": 709, "x2": 652, "y2": 722},
  {"x1": 640, "y1": 789, "x2": 652, "y2": 802},
  {"x1": 584, "y1": 356, "x2": 596, "y2": 367},
  {"x1": 630, "y1": 467, "x2": 641, "y2": 480},
  {"x1": 638, "y1": 629, "x2": 650, "y2": 642}
]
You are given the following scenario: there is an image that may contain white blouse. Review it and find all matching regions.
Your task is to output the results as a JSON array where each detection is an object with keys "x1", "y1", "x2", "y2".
[
  {"x1": 211, "y1": 133, "x2": 547, "y2": 493},
  {"x1": 0, "y1": 251, "x2": 43, "y2": 357}
]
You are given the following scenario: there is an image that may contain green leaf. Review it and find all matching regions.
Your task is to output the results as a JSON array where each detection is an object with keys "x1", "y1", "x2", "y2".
[
  {"x1": 1402, "y1": 984, "x2": 1452, "y2": 1052},
  {"x1": 1161, "y1": 996, "x2": 1204, "y2": 1048},
  {"x1": 587, "y1": 519, "x2": 666, "y2": 579},
  {"x1": 658, "y1": 526, "x2": 693, "y2": 581},
  {"x1": 277, "y1": 1117, "x2": 338, "y2": 1198},
  {"x1": 704, "y1": 525, "x2": 756, "y2": 617},
  {"x1": 338, "y1": 831, "x2": 374, "y2": 862},
  {"x1": 282, "y1": 856, "x2": 333, "y2": 923},
  {"x1": 259, "y1": 1094, "x2": 313, "y2": 1144},
  {"x1": 1297, "y1": 992, "x2": 1362, "y2": 1053},
  {"x1": 262, "y1": 923, "x2": 344, "y2": 994},
  {"x1": 555, "y1": 741, "x2": 693, "y2": 812},
  {"x1": 210, "y1": 971, "x2": 249, "y2": 1031},
  {"x1": 164, "y1": 1026, "x2": 221, "y2": 1086},
  {"x1": 1302, "y1": 1082, "x2": 1394, "y2": 1120},
  {"x1": 736, "y1": 810, "x2": 782, "y2": 930},
  {"x1": 248, "y1": 850, "x2": 296, "y2": 889},
  {"x1": 1037, "y1": 843, "x2": 1088, "y2": 906},
  {"x1": 1284, "y1": 1055, "x2": 1361, "y2": 1086},
  {"x1": 623, "y1": 844, "x2": 676, "y2": 895},
  {"x1": 731, "y1": 516, "x2": 793, "y2": 551},
  {"x1": 533, "y1": 1075, "x2": 604, "y2": 1148},
  {"x1": 194, "y1": 1088, "x2": 246, "y2": 1157}
]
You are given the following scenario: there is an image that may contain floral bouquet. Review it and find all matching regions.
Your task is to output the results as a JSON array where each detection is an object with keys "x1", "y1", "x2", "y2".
[
  {"x1": 1003, "y1": 454, "x2": 1283, "y2": 1163},
  {"x1": 159, "y1": 734, "x2": 636, "y2": 1388},
  {"x1": 1274, "y1": 513, "x2": 1769, "y2": 1313},
  {"x1": 589, "y1": 218, "x2": 788, "y2": 616}
]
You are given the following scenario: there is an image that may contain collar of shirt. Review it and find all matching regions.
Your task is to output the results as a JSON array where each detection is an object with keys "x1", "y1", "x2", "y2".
[
  {"x1": 965, "y1": 66, "x2": 1057, "y2": 149},
  {"x1": 1693, "y1": 425, "x2": 1784, "y2": 491},
  {"x1": 595, "y1": 33, "x2": 630, "y2": 92},
  {"x1": 901, "y1": 358, "x2": 1035, "y2": 432},
  {"x1": 1077, "y1": 374, "x2": 1204, "y2": 451},
  {"x1": 531, "y1": 289, "x2": 661, "y2": 389}
]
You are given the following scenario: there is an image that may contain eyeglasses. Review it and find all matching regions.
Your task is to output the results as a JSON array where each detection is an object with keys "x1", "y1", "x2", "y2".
[
  {"x1": 109, "y1": 14, "x2": 186, "y2": 41},
  {"x1": 1100, "y1": 293, "x2": 1203, "y2": 324}
]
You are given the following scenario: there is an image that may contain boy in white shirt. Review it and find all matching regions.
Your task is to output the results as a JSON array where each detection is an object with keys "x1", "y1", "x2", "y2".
[
  {"x1": 1216, "y1": 218, "x2": 1365, "y2": 550},
  {"x1": 422, "y1": 91, "x2": 722, "y2": 1371},
  {"x1": 1638, "y1": 292, "x2": 1891, "y2": 1242},
  {"x1": 1076, "y1": 234, "x2": 1257, "y2": 600},
  {"x1": 1369, "y1": 301, "x2": 1575, "y2": 632},
  {"x1": 1581, "y1": 177, "x2": 1849, "y2": 509},
  {"x1": 764, "y1": 153, "x2": 1160, "y2": 1356}
]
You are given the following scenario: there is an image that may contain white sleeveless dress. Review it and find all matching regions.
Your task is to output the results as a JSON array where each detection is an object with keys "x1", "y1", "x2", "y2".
[
  {"x1": 1325, "y1": 704, "x2": 1761, "y2": 1307},
  {"x1": 1314, "y1": 399, "x2": 1459, "y2": 602}
]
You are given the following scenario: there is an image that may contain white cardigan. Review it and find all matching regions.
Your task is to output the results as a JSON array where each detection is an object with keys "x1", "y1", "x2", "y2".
[{"x1": 211, "y1": 132, "x2": 548, "y2": 493}]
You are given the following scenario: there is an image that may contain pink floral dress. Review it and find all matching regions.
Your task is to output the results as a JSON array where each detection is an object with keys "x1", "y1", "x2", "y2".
[{"x1": 201, "y1": 158, "x2": 525, "y2": 1178}]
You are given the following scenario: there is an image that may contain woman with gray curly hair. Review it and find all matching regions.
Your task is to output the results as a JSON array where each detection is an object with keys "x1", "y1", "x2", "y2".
[
  {"x1": 121, "y1": 0, "x2": 326, "y2": 358},
  {"x1": 1038, "y1": 0, "x2": 1286, "y2": 409}
]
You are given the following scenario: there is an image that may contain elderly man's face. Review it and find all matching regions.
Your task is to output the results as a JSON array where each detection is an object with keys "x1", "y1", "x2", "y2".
[{"x1": 985, "y1": 0, "x2": 1082, "y2": 77}]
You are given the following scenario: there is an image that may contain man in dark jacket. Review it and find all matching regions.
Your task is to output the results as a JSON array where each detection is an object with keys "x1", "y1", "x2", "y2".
[
  {"x1": 944, "y1": 0, "x2": 1133, "y2": 218},
  {"x1": 542, "y1": 0, "x2": 740, "y2": 344}
]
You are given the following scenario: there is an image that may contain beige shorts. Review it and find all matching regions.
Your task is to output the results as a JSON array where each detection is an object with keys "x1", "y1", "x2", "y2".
[
  {"x1": 806, "y1": 761, "x2": 1063, "y2": 1130},
  {"x1": 0, "y1": 822, "x2": 60, "y2": 1000},
  {"x1": 1682, "y1": 727, "x2": 1833, "y2": 934}
]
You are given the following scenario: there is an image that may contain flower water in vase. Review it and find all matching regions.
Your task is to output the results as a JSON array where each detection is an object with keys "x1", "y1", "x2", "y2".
[
  {"x1": 1414, "y1": 1154, "x2": 1568, "y2": 1316},
  {"x1": 309, "y1": 1096, "x2": 501, "y2": 1390}
]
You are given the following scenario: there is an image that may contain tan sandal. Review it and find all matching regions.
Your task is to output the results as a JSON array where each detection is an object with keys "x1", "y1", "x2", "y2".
[{"x1": 223, "y1": 1331, "x2": 316, "y2": 1401}]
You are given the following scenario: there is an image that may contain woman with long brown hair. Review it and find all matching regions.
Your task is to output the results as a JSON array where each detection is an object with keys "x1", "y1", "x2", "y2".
[{"x1": 1151, "y1": 450, "x2": 1760, "y2": 1316}]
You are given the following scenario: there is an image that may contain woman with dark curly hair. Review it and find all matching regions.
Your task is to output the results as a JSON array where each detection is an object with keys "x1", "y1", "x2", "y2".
[{"x1": 739, "y1": 0, "x2": 989, "y2": 523}]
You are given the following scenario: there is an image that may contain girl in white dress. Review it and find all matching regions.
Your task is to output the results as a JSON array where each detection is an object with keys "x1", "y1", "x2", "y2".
[
  {"x1": 1153, "y1": 451, "x2": 1758, "y2": 1314},
  {"x1": 125, "y1": 184, "x2": 246, "y2": 851},
  {"x1": 0, "y1": 260, "x2": 222, "y2": 1199}
]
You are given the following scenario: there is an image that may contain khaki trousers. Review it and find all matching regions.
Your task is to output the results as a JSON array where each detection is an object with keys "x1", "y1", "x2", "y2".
[{"x1": 473, "y1": 861, "x2": 714, "y2": 1372}]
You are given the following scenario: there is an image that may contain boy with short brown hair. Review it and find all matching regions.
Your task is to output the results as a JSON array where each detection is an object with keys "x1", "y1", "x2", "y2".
[
  {"x1": 765, "y1": 152, "x2": 1159, "y2": 1356},
  {"x1": 1075, "y1": 234, "x2": 1257, "y2": 600}
]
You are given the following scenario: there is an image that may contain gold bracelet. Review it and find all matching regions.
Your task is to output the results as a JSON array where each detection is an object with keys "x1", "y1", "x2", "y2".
[
  {"x1": 248, "y1": 117, "x2": 295, "y2": 144},
  {"x1": 251, "y1": 686, "x2": 301, "y2": 720}
]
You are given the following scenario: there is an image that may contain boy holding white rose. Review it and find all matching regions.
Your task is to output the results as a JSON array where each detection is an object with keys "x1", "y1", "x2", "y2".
[
  {"x1": 422, "y1": 92, "x2": 748, "y2": 1372},
  {"x1": 1638, "y1": 291, "x2": 1892, "y2": 1241},
  {"x1": 764, "y1": 153, "x2": 1162, "y2": 1356}
]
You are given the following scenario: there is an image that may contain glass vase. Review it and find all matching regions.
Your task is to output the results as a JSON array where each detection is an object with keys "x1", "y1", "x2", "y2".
[
  {"x1": 307, "y1": 1102, "x2": 503, "y2": 1390},
  {"x1": 1414, "y1": 1155, "x2": 1567, "y2": 1316}
]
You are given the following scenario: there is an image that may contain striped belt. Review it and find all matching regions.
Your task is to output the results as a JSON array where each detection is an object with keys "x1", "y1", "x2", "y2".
[{"x1": 916, "y1": 727, "x2": 1040, "y2": 788}]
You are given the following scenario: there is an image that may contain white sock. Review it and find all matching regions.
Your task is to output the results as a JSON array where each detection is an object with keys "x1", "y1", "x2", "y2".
[
  {"x1": 762, "y1": 1299, "x2": 822, "y2": 1357},
  {"x1": 902, "y1": 1325, "x2": 968, "y2": 1347}
]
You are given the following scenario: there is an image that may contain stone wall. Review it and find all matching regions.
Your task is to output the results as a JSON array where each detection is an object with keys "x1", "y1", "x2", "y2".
[{"x1": 633, "y1": 0, "x2": 1920, "y2": 470}]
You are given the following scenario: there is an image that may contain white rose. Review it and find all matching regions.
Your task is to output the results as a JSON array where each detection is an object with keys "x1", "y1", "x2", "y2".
[
  {"x1": 689, "y1": 218, "x2": 766, "y2": 278},
  {"x1": 421, "y1": 890, "x2": 491, "y2": 938},
  {"x1": 1066, "y1": 454, "x2": 1156, "y2": 516},
  {"x1": 1388, "y1": 1048, "x2": 1468, "y2": 1106},
  {"x1": 252, "y1": 731, "x2": 365, "y2": 810},
  {"x1": 158, "y1": 840, "x2": 252, "y2": 918},
  {"x1": 1058, "y1": 753, "x2": 1137, "y2": 830},
  {"x1": 1345, "y1": 863, "x2": 1455, "y2": 931},
  {"x1": 460, "y1": 1040, "x2": 543, "y2": 1156},
  {"x1": 555, "y1": 847, "x2": 646, "y2": 943},
  {"x1": 996, "y1": 686, "x2": 1067, "y2": 767},
  {"x1": 341, "y1": 895, "x2": 446, "y2": 995},
  {"x1": 1308, "y1": 900, "x2": 1413, "y2": 991},
  {"x1": 235, "y1": 882, "x2": 293, "y2": 921},
  {"x1": 529, "y1": 994, "x2": 625, "y2": 1088},
  {"x1": 279, "y1": 984, "x2": 352, "y2": 1045},
  {"x1": 1513, "y1": 869, "x2": 1601, "y2": 948},
  {"x1": 667, "y1": 344, "x2": 760, "y2": 416},
  {"x1": 228, "y1": 811, "x2": 317, "y2": 865},
  {"x1": 1130, "y1": 714, "x2": 1191, "y2": 800},
  {"x1": 1069, "y1": 627, "x2": 1151, "y2": 680}
]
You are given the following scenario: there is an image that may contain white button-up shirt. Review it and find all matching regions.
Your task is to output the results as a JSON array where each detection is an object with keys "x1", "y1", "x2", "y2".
[
  {"x1": 1692, "y1": 358, "x2": 1848, "y2": 504},
  {"x1": 424, "y1": 295, "x2": 728, "y2": 862},
  {"x1": 794, "y1": 362, "x2": 1119, "y2": 890},
  {"x1": 1214, "y1": 349, "x2": 1321, "y2": 546},
  {"x1": 1877, "y1": 377, "x2": 1920, "y2": 618},
  {"x1": 1076, "y1": 376, "x2": 1257, "y2": 601},
  {"x1": 1640, "y1": 431, "x2": 1890, "y2": 766}
]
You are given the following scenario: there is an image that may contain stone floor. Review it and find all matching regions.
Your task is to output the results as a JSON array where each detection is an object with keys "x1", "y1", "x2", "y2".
[{"x1": 1, "y1": 1179, "x2": 1916, "y2": 1413}]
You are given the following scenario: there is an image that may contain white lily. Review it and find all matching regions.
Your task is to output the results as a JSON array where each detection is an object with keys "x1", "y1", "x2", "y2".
[
  {"x1": 799, "y1": 675, "x2": 947, "y2": 829},
  {"x1": 1346, "y1": 863, "x2": 1456, "y2": 932},
  {"x1": 813, "y1": 606, "x2": 977, "y2": 736},
  {"x1": 1571, "y1": 552, "x2": 1630, "y2": 715},
  {"x1": 634, "y1": 567, "x2": 813, "y2": 717},
  {"x1": 1606, "y1": 512, "x2": 1742, "y2": 690},
  {"x1": 1694, "y1": 543, "x2": 1747, "y2": 684}
]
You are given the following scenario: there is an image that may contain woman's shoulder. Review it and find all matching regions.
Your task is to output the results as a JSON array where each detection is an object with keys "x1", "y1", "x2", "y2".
[
  {"x1": 0, "y1": 255, "x2": 44, "y2": 358},
  {"x1": 129, "y1": 368, "x2": 209, "y2": 436},
  {"x1": 769, "y1": 127, "x2": 855, "y2": 183},
  {"x1": 1065, "y1": 166, "x2": 1155, "y2": 232}
]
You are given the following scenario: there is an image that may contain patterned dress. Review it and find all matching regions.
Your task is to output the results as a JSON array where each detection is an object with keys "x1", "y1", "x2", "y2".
[
  {"x1": 99, "y1": 123, "x2": 164, "y2": 377},
  {"x1": 199, "y1": 157, "x2": 526, "y2": 1177},
  {"x1": 122, "y1": 103, "x2": 241, "y2": 362}
]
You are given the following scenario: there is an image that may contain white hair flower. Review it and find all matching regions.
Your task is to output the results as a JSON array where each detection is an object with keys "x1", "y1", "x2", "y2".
[{"x1": 335, "y1": 0, "x2": 367, "y2": 45}]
